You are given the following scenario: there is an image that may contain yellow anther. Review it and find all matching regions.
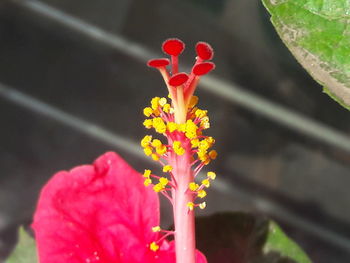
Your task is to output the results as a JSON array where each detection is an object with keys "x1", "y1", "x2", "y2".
[
  {"x1": 191, "y1": 139, "x2": 200, "y2": 148},
  {"x1": 195, "y1": 109, "x2": 207, "y2": 119},
  {"x1": 144, "y1": 146, "x2": 153, "y2": 156},
  {"x1": 163, "y1": 165, "x2": 173, "y2": 172},
  {"x1": 197, "y1": 151, "x2": 208, "y2": 162},
  {"x1": 143, "y1": 169, "x2": 151, "y2": 178},
  {"x1": 207, "y1": 171, "x2": 216, "y2": 180},
  {"x1": 141, "y1": 135, "x2": 152, "y2": 148},
  {"x1": 202, "y1": 116, "x2": 210, "y2": 121},
  {"x1": 197, "y1": 190, "x2": 207, "y2": 198},
  {"x1": 195, "y1": 109, "x2": 202, "y2": 118},
  {"x1": 144, "y1": 178, "x2": 152, "y2": 187},
  {"x1": 156, "y1": 145, "x2": 167, "y2": 155},
  {"x1": 177, "y1": 124, "x2": 186, "y2": 132},
  {"x1": 152, "y1": 226, "x2": 161, "y2": 232},
  {"x1": 173, "y1": 141, "x2": 185, "y2": 155},
  {"x1": 151, "y1": 153, "x2": 160, "y2": 161},
  {"x1": 159, "y1": 97, "x2": 167, "y2": 106},
  {"x1": 153, "y1": 108, "x2": 160, "y2": 117},
  {"x1": 188, "y1": 96, "x2": 199, "y2": 108},
  {"x1": 143, "y1": 119, "x2": 153, "y2": 129},
  {"x1": 198, "y1": 151, "x2": 208, "y2": 161},
  {"x1": 156, "y1": 124, "x2": 167, "y2": 134},
  {"x1": 199, "y1": 140, "x2": 210, "y2": 151},
  {"x1": 186, "y1": 131, "x2": 197, "y2": 140},
  {"x1": 203, "y1": 158, "x2": 211, "y2": 165},
  {"x1": 199, "y1": 202, "x2": 206, "y2": 209},
  {"x1": 168, "y1": 93, "x2": 172, "y2": 99},
  {"x1": 187, "y1": 202, "x2": 194, "y2": 211},
  {"x1": 201, "y1": 117, "x2": 210, "y2": 129},
  {"x1": 186, "y1": 119, "x2": 196, "y2": 127},
  {"x1": 143, "y1": 107, "x2": 153, "y2": 117},
  {"x1": 167, "y1": 122, "x2": 177, "y2": 133},
  {"x1": 153, "y1": 118, "x2": 167, "y2": 133},
  {"x1": 202, "y1": 179, "x2": 210, "y2": 188},
  {"x1": 199, "y1": 156, "x2": 209, "y2": 163},
  {"x1": 198, "y1": 147, "x2": 206, "y2": 153},
  {"x1": 163, "y1": 103, "x2": 171, "y2": 113},
  {"x1": 159, "y1": 177, "x2": 168, "y2": 186},
  {"x1": 151, "y1": 97, "x2": 160, "y2": 110},
  {"x1": 189, "y1": 182, "x2": 199, "y2": 191},
  {"x1": 201, "y1": 122, "x2": 210, "y2": 129},
  {"x1": 206, "y1": 136, "x2": 215, "y2": 145},
  {"x1": 150, "y1": 242, "x2": 159, "y2": 251},
  {"x1": 153, "y1": 183, "x2": 164, "y2": 192},
  {"x1": 151, "y1": 139, "x2": 162, "y2": 148},
  {"x1": 185, "y1": 120, "x2": 198, "y2": 139},
  {"x1": 209, "y1": 150, "x2": 218, "y2": 160},
  {"x1": 199, "y1": 155, "x2": 209, "y2": 163}
]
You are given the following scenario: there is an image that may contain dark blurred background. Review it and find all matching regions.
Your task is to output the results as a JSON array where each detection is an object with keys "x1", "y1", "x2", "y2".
[{"x1": 1, "y1": 0, "x2": 350, "y2": 262}]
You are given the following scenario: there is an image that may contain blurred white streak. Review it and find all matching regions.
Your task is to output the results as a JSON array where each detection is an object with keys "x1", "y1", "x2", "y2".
[{"x1": 0, "y1": 83, "x2": 145, "y2": 160}]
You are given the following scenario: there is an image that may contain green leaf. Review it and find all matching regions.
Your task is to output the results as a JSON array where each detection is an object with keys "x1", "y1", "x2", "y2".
[
  {"x1": 6, "y1": 226, "x2": 38, "y2": 263},
  {"x1": 196, "y1": 212, "x2": 312, "y2": 263},
  {"x1": 264, "y1": 221, "x2": 312, "y2": 263},
  {"x1": 261, "y1": 0, "x2": 350, "y2": 110}
]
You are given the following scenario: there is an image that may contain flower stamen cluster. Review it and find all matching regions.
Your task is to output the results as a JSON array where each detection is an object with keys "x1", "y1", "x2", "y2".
[
  {"x1": 141, "y1": 97, "x2": 217, "y2": 170},
  {"x1": 141, "y1": 38, "x2": 216, "y2": 259}
]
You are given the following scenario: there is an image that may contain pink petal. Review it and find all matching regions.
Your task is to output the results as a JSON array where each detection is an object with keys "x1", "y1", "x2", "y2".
[
  {"x1": 32, "y1": 152, "x2": 170, "y2": 263},
  {"x1": 196, "y1": 250, "x2": 208, "y2": 263}
]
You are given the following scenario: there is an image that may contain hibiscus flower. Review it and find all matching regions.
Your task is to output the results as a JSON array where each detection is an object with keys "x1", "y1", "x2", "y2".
[{"x1": 33, "y1": 38, "x2": 216, "y2": 263}]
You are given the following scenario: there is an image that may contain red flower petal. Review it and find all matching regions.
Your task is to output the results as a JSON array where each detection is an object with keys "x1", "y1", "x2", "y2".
[
  {"x1": 32, "y1": 152, "x2": 174, "y2": 263},
  {"x1": 195, "y1": 42, "x2": 214, "y2": 60},
  {"x1": 162, "y1": 38, "x2": 185, "y2": 56},
  {"x1": 192, "y1": 62, "x2": 215, "y2": 76},
  {"x1": 147, "y1": 58, "x2": 170, "y2": 68},
  {"x1": 168, "y1": 72, "x2": 189, "y2": 86},
  {"x1": 196, "y1": 250, "x2": 208, "y2": 263}
]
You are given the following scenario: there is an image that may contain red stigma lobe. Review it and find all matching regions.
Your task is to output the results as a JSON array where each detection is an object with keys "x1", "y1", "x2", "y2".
[
  {"x1": 162, "y1": 39, "x2": 185, "y2": 56},
  {"x1": 147, "y1": 58, "x2": 170, "y2": 68},
  {"x1": 192, "y1": 62, "x2": 215, "y2": 76},
  {"x1": 168, "y1": 72, "x2": 189, "y2": 86},
  {"x1": 195, "y1": 42, "x2": 214, "y2": 60}
]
